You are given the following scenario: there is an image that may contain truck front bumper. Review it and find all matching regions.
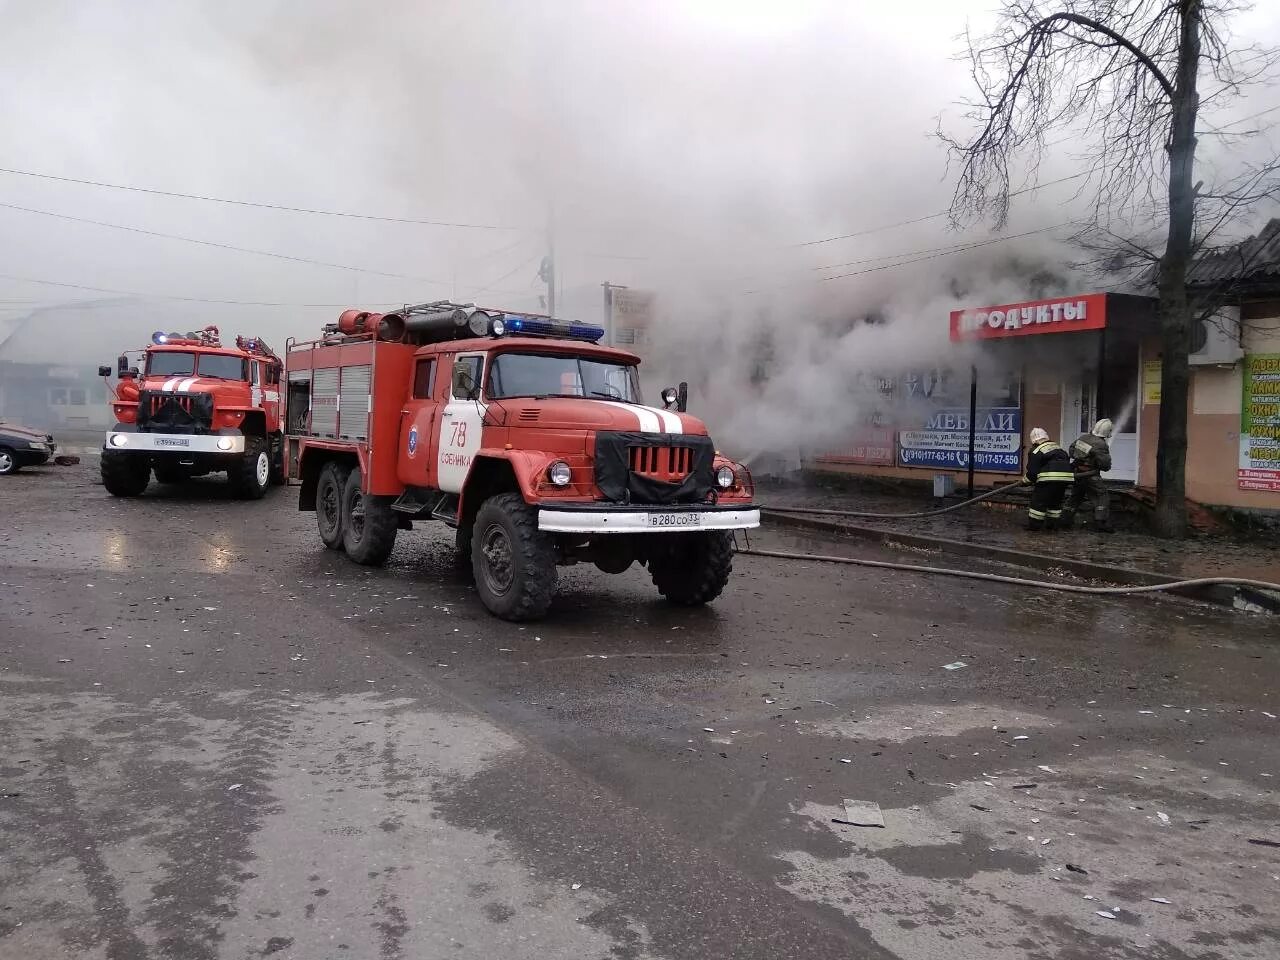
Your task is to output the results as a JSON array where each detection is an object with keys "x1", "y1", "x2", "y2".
[
  {"x1": 103, "y1": 429, "x2": 245, "y2": 454},
  {"x1": 537, "y1": 504, "x2": 760, "y2": 534}
]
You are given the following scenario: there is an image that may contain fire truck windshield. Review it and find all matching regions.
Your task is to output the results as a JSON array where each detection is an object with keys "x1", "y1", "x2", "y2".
[
  {"x1": 146, "y1": 352, "x2": 247, "y2": 381},
  {"x1": 487, "y1": 352, "x2": 641, "y2": 402}
]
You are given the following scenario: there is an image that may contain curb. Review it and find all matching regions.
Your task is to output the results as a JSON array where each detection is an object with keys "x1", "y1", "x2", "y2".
[{"x1": 761, "y1": 509, "x2": 1280, "y2": 614}]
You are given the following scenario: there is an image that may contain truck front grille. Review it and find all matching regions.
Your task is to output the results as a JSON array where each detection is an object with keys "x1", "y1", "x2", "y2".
[
  {"x1": 138, "y1": 390, "x2": 214, "y2": 432},
  {"x1": 629, "y1": 445, "x2": 693, "y2": 483}
]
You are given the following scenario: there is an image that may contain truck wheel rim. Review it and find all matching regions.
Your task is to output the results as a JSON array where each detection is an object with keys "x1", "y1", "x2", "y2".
[
  {"x1": 479, "y1": 523, "x2": 514, "y2": 595},
  {"x1": 255, "y1": 452, "x2": 269, "y2": 487},
  {"x1": 320, "y1": 481, "x2": 339, "y2": 531},
  {"x1": 0, "y1": 452, "x2": 12, "y2": 473}
]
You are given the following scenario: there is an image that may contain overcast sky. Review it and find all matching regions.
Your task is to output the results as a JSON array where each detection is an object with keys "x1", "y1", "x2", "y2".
[{"x1": 2, "y1": 0, "x2": 1279, "y2": 358}]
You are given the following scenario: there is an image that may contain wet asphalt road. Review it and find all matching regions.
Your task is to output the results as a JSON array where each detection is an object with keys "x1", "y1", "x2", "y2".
[{"x1": 2, "y1": 462, "x2": 1279, "y2": 960}]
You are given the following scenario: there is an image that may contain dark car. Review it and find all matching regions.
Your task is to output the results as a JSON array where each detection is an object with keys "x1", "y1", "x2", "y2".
[{"x1": 0, "y1": 421, "x2": 58, "y2": 475}]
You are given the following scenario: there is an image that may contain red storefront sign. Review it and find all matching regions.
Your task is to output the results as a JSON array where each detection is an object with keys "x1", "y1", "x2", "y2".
[{"x1": 950, "y1": 293, "x2": 1108, "y2": 341}]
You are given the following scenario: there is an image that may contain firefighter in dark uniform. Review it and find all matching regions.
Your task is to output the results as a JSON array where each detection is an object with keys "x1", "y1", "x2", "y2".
[
  {"x1": 1063, "y1": 418, "x2": 1114, "y2": 532},
  {"x1": 1023, "y1": 427, "x2": 1075, "y2": 531}
]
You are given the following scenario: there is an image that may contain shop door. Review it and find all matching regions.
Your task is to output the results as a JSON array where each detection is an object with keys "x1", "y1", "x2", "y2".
[
  {"x1": 1060, "y1": 377, "x2": 1094, "y2": 448},
  {"x1": 1099, "y1": 358, "x2": 1139, "y2": 483}
]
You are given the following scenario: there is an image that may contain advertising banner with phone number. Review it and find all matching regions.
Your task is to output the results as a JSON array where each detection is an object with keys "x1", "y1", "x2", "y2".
[
  {"x1": 898, "y1": 407, "x2": 1023, "y2": 473},
  {"x1": 1239, "y1": 353, "x2": 1280, "y2": 492}
]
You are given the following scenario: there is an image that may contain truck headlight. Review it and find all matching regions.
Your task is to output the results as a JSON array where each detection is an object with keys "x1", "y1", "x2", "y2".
[
  {"x1": 217, "y1": 437, "x2": 235, "y2": 451},
  {"x1": 716, "y1": 465, "x2": 735, "y2": 489},
  {"x1": 109, "y1": 433, "x2": 129, "y2": 447},
  {"x1": 548, "y1": 461, "x2": 572, "y2": 486}
]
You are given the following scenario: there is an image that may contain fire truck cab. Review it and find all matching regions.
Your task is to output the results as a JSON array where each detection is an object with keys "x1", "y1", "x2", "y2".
[
  {"x1": 100, "y1": 327, "x2": 284, "y2": 498},
  {"x1": 285, "y1": 302, "x2": 759, "y2": 621}
]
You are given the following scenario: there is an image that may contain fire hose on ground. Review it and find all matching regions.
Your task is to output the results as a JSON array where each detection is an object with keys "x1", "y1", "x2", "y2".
[
  {"x1": 733, "y1": 544, "x2": 1280, "y2": 598},
  {"x1": 744, "y1": 476, "x2": 1280, "y2": 600}
]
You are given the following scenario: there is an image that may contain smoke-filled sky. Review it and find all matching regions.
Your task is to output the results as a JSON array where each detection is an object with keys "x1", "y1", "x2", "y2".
[{"x1": 3, "y1": 0, "x2": 1279, "y2": 451}]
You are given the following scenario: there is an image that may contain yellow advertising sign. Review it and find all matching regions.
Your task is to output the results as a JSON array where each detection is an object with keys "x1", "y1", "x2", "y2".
[{"x1": 1142, "y1": 361, "x2": 1162, "y2": 404}]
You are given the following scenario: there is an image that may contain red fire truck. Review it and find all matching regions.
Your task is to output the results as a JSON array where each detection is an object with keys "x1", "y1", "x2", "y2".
[
  {"x1": 284, "y1": 301, "x2": 759, "y2": 620},
  {"x1": 100, "y1": 326, "x2": 284, "y2": 498}
]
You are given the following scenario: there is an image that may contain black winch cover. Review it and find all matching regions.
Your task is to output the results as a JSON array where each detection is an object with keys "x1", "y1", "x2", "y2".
[
  {"x1": 137, "y1": 390, "x2": 214, "y2": 431},
  {"x1": 593, "y1": 431, "x2": 716, "y2": 505}
]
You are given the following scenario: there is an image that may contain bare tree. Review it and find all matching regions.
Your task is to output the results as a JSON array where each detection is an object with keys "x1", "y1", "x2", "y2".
[{"x1": 941, "y1": 0, "x2": 1278, "y2": 537}]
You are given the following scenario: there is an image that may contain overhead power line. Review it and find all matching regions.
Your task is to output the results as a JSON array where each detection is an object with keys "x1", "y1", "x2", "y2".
[
  {"x1": 0, "y1": 165, "x2": 521, "y2": 231},
  {"x1": 0, "y1": 200, "x2": 466, "y2": 287},
  {"x1": 816, "y1": 222, "x2": 1079, "y2": 283},
  {"x1": 0, "y1": 271, "x2": 400, "y2": 307},
  {"x1": 793, "y1": 173, "x2": 1091, "y2": 249}
]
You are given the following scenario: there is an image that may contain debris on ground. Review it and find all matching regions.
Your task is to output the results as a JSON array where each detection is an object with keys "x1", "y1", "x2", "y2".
[
  {"x1": 1011, "y1": 783, "x2": 1038, "y2": 790},
  {"x1": 942, "y1": 661, "x2": 967, "y2": 671},
  {"x1": 570, "y1": 883, "x2": 581, "y2": 890},
  {"x1": 1247, "y1": 838, "x2": 1280, "y2": 848},
  {"x1": 833, "y1": 799, "x2": 885, "y2": 828},
  {"x1": 1065, "y1": 863, "x2": 1088, "y2": 875},
  {"x1": 1150, "y1": 897, "x2": 1172, "y2": 904},
  {"x1": 1095, "y1": 910, "x2": 1117, "y2": 920},
  {"x1": 53, "y1": 455, "x2": 80, "y2": 466}
]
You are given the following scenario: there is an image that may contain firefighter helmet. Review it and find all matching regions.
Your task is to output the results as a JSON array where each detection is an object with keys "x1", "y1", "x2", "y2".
[
  {"x1": 1093, "y1": 418, "x2": 1114, "y2": 439},
  {"x1": 1029, "y1": 427, "x2": 1050, "y2": 445}
]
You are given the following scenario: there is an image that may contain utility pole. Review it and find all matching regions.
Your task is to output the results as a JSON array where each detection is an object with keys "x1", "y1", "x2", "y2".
[
  {"x1": 541, "y1": 202, "x2": 556, "y2": 317},
  {"x1": 601, "y1": 281, "x2": 626, "y2": 348}
]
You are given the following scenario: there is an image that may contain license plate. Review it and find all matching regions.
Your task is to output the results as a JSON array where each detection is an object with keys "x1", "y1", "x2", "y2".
[
  {"x1": 647, "y1": 512, "x2": 702, "y2": 528},
  {"x1": 155, "y1": 437, "x2": 190, "y2": 447}
]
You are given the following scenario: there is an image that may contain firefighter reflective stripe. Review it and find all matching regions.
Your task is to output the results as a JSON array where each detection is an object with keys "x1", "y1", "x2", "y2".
[
  {"x1": 1038, "y1": 471, "x2": 1075, "y2": 482},
  {"x1": 1028, "y1": 508, "x2": 1047, "y2": 519}
]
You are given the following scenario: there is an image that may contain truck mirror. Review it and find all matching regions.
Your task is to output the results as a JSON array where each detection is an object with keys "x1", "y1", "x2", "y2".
[
  {"x1": 117, "y1": 354, "x2": 129, "y2": 376},
  {"x1": 98, "y1": 365, "x2": 112, "y2": 378},
  {"x1": 677, "y1": 381, "x2": 688, "y2": 413},
  {"x1": 452, "y1": 361, "x2": 479, "y2": 400}
]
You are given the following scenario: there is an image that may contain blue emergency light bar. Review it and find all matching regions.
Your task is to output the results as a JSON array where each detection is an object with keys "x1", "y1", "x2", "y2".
[{"x1": 498, "y1": 314, "x2": 604, "y2": 343}]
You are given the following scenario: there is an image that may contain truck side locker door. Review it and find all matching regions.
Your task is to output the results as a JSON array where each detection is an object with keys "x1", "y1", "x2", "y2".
[{"x1": 397, "y1": 356, "x2": 440, "y2": 490}]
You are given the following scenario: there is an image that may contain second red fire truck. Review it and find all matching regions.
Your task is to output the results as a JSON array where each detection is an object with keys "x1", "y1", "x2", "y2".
[
  {"x1": 284, "y1": 301, "x2": 759, "y2": 620},
  {"x1": 100, "y1": 326, "x2": 284, "y2": 498}
]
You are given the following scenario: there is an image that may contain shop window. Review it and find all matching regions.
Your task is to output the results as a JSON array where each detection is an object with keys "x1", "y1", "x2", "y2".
[{"x1": 69, "y1": 388, "x2": 87, "y2": 406}]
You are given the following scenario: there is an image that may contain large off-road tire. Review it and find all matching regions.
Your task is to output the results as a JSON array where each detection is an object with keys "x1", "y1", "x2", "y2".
[
  {"x1": 100, "y1": 451, "x2": 151, "y2": 497},
  {"x1": 230, "y1": 436, "x2": 271, "y2": 500},
  {"x1": 649, "y1": 531, "x2": 735, "y2": 606},
  {"x1": 471, "y1": 493, "x2": 556, "y2": 621},
  {"x1": 341, "y1": 467, "x2": 398, "y2": 565},
  {"x1": 0, "y1": 446, "x2": 18, "y2": 475},
  {"x1": 316, "y1": 460, "x2": 350, "y2": 550},
  {"x1": 152, "y1": 461, "x2": 190, "y2": 485},
  {"x1": 455, "y1": 523, "x2": 474, "y2": 568}
]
